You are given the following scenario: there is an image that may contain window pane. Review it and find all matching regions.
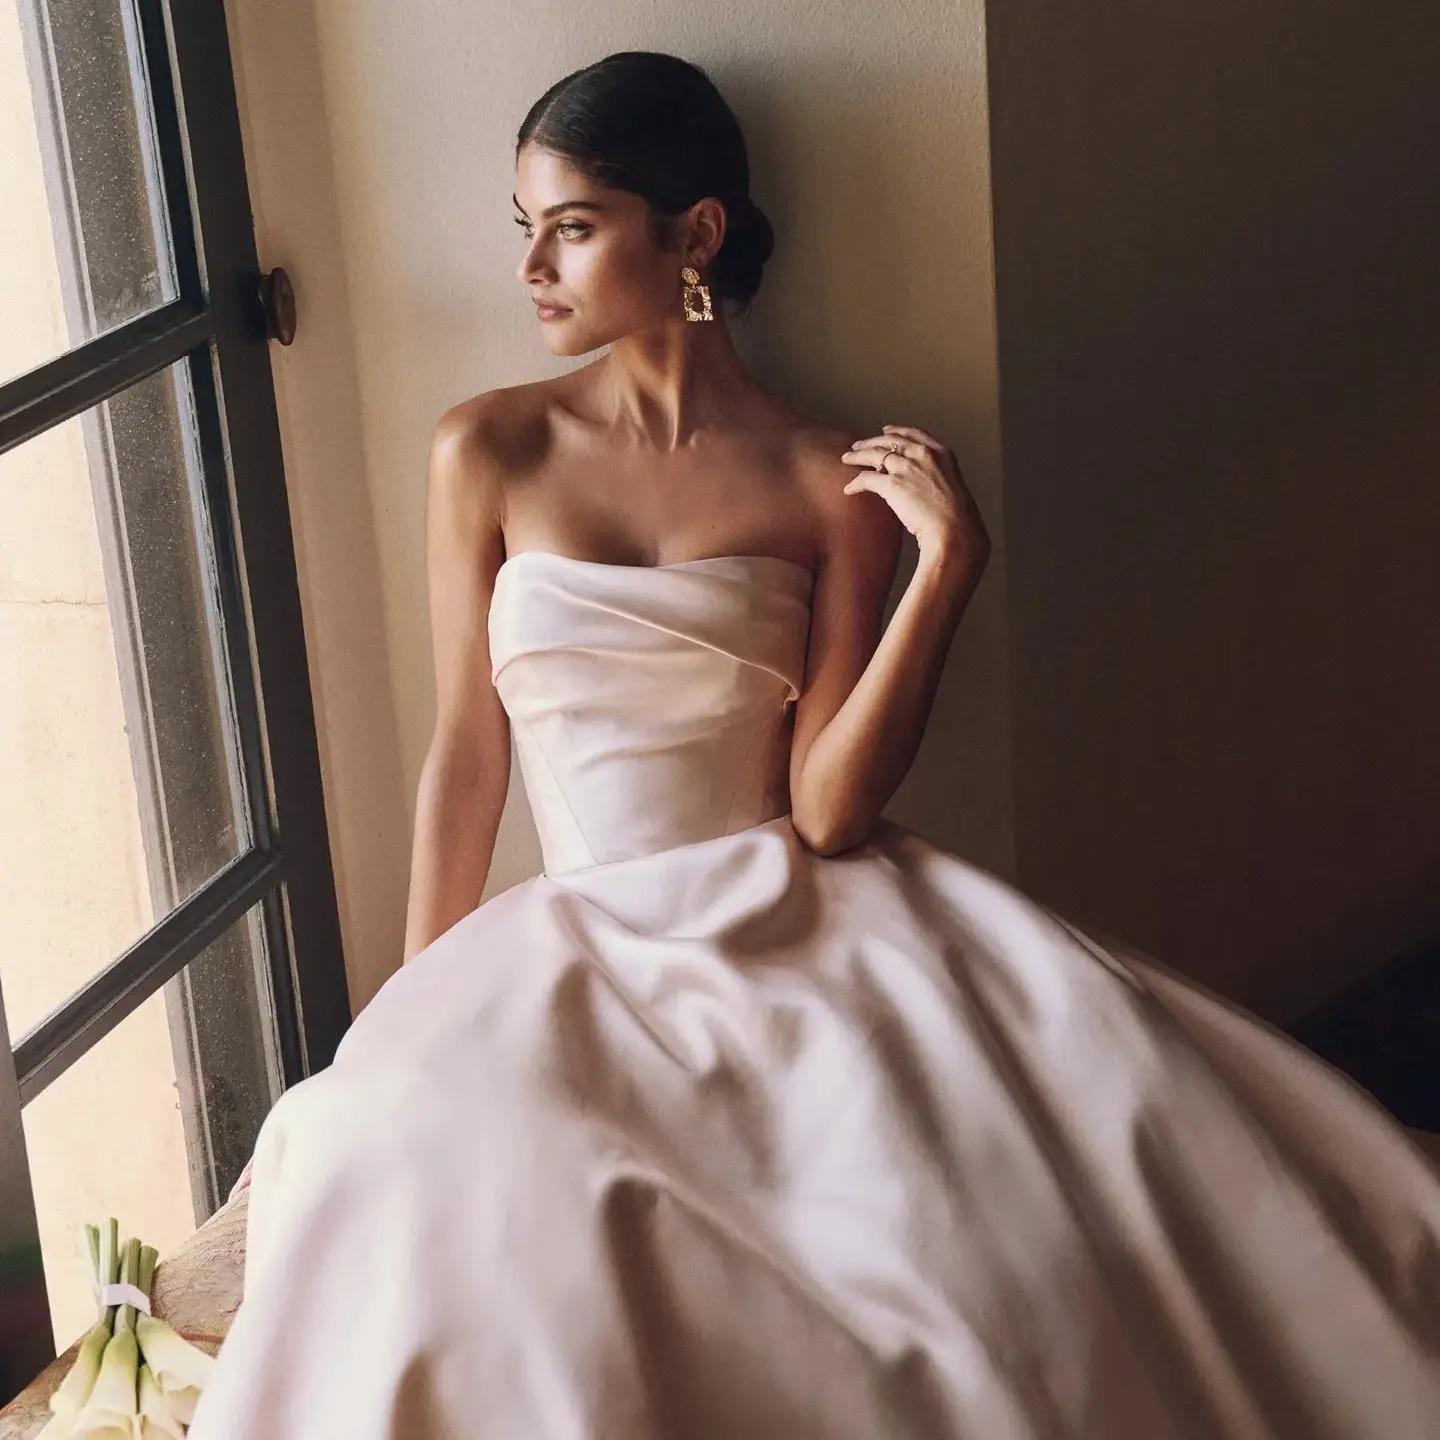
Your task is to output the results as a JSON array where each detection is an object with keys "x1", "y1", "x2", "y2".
[
  {"x1": 1, "y1": 0, "x2": 181, "y2": 387},
  {"x1": 21, "y1": 897, "x2": 280, "y2": 1356},
  {"x1": 0, "y1": 358, "x2": 253, "y2": 1041}
]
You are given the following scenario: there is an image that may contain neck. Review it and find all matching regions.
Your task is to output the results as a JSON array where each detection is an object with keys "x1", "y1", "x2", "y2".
[{"x1": 596, "y1": 310, "x2": 760, "y2": 450}]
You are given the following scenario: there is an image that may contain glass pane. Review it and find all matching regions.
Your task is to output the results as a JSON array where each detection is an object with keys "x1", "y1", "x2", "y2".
[
  {"x1": 21, "y1": 898, "x2": 280, "y2": 1356},
  {"x1": 0, "y1": 358, "x2": 253, "y2": 1041},
  {"x1": 1, "y1": 0, "x2": 181, "y2": 386}
]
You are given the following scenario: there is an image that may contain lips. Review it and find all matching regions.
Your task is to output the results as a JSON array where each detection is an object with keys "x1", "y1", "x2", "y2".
[{"x1": 534, "y1": 300, "x2": 571, "y2": 315}]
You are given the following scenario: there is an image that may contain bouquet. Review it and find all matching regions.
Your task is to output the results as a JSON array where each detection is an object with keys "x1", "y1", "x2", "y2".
[{"x1": 38, "y1": 1216, "x2": 215, "y2": 1437}]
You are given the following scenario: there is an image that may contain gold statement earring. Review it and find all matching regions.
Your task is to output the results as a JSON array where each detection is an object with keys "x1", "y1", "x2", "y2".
[{"x1": 681, "y1": 265, "x2": 713, "y2": 322}]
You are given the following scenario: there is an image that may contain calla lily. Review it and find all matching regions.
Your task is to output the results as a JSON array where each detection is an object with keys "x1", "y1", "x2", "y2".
[
  {"x1": 50, "y1": 1223, "x2": 114, "y2": 1418},
  {"x1": 49, "y1": 1318, "x2": 114, "y2": 1421},
  {"x1": 137, "y1": 1362, "x2": 185, "y2": 1439},
  {"x1": 133, "y1": 1319, "x2": 210, "y2": 1425},
  {"x1": 69, "y1": 1328, "x2": 138, "y2": 1438},
  {"x1": 133, "y1": 1241, "x2": 215, "y2": 1423}
]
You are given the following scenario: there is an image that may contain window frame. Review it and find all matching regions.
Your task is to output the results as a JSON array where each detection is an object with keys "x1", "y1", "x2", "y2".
[{"x1": 0, "y1": 0, "x2": 348, "y2": 1393}]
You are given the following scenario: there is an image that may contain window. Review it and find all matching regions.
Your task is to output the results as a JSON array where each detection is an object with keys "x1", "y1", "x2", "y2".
[{"x1": 0, "y1": 0, "x2": 346, "y2": 1399}]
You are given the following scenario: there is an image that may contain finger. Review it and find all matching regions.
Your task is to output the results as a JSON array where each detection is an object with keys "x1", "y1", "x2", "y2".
[
  {"x1": 881, "y1": 424, "x2": 946, "y2": 453},
  {"x1": 846, "y1": 434, "x2": 917, "y2": 453},
  {"x1": 840, "y1": 452, "x2": 897, "y2": 475},
  {"x1": 842, "y1": 437, "x2": 920, "y2": 469}
]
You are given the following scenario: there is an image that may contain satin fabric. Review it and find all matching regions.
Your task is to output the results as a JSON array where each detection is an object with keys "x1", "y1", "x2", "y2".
[{"x1": 187, "y1": 552, "x2": 1440, "y2": 1438}]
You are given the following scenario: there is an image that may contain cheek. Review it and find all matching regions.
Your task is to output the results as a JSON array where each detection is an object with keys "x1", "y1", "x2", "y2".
[{"x1": 577, "y1": 238, "x2": 668, "y2": 308}]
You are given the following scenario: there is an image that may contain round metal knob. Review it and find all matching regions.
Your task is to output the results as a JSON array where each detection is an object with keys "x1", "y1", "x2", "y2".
[{"x1": 258, "y1": 267, "x2": 296, "y2": 345}]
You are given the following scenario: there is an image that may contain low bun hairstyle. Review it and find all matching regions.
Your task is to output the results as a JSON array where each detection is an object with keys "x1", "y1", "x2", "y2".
[{"x1": 515, "y1": 52, "x2": 776, "y2": 318}]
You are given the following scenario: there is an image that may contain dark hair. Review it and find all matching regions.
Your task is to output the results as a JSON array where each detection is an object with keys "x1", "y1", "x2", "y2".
[{"x1": 516, "y1": 52, "x2": 775, "y2": 319}]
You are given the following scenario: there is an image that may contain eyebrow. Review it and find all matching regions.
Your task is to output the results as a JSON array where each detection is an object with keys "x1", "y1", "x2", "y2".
[{"x1": 511, "y1": 193, "x2": 607, "y2": 220}]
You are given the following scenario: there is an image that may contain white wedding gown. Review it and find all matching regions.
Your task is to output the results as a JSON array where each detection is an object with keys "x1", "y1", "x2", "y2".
[{"x1": 187, "y1": 551, "x2": 1440, "y2": 1438}]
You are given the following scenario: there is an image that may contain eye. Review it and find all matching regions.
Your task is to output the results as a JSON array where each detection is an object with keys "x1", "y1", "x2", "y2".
[{"x1": 513, "y1": 217, "x2": 589, "y2": 240}]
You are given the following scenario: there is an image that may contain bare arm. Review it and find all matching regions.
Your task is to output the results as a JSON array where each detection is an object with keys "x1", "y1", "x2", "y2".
[
  {"x1": 401, "y1": 405, "x2": 511, "y2": 963},
  {"x1": 788, "y1": 432, "x2": 988, "y2": 856}
]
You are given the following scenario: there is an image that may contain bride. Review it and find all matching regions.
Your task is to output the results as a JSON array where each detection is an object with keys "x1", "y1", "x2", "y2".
[{"x1": 192, "y1": 49, "x2": 1440, "y2": 1438}]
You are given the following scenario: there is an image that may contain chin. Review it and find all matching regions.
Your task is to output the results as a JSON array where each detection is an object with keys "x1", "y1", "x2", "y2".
[{"x1": 540, "y1": 323, "x2": 610, "y2": 358}]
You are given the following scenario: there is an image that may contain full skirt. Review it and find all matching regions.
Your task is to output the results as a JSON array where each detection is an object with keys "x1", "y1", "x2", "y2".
[{"x1": 186, "y1": 815, "x2": 1440, "y2": 1439}]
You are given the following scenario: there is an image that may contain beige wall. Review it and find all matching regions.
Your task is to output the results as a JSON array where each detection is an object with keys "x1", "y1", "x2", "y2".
[
  {"x1": 986, "y1": 0, "x2": 1440, "y2": 1021},
  {"x1": 222, "y1": 1, "x2": 1009, "y2": 1017}
]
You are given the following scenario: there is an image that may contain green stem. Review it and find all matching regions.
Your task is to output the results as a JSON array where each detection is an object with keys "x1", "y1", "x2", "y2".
[
  {"x1": 84, "y1": 1223, "x2": 101, "y2": 1322},
  {"x1": 137, "y1": 1243, "x2": 158, "y2": 1310},
  {"x1": 115, "y1": 1236, "x2": 138, "y2": 1333},
  {"x1": 98, "y1": 1218, "x2": 119, "y2": 1330}
]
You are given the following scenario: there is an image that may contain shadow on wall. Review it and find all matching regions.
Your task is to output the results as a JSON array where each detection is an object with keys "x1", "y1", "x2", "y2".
[{"x1": 987, "y1": 0, "x2": 1440, "y2": 1023}]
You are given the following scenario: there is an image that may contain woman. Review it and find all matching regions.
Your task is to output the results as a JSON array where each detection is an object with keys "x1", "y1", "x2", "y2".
[{"x1": 193, "y1": 50, "x2": 1440, "y2": 1438}]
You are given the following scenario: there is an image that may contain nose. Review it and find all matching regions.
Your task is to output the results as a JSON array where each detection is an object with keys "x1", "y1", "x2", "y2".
[{"x1": 516, "y1": 236, "x2": 554, "y2": 288}]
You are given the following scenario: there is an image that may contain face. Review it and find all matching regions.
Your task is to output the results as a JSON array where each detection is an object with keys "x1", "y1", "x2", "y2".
[{"x1": 513, "y1": 144, "x2": 716, "y2": 355}]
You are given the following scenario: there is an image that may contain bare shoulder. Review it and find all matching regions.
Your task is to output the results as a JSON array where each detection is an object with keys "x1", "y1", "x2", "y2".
[
  {"x1": 430, "y1": 379, "x2": 560, "y2": 524},
  {"x1": 789, "y1": 420, "x2": 905, "y2": 585}
]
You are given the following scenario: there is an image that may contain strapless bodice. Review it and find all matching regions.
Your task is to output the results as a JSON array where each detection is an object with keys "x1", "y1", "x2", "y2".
[{"x1": 488, "y1": 551, "x2": 814, "y2": 876}]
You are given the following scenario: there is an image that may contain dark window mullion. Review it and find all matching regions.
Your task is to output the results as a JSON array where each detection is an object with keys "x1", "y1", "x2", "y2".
[
  {"x1": 182, "y1": 341, "x2": 277, "y2": 861},
  {"x1": 163, "y1": 0, "x2": 352, "y2": 1077},
  {"x1": 0, "y1": 298, "x2": 210, "y2": 455},
  {"x1": 13, "y1": 846, "x2": 285, "y2": 1107},
  {"x1": 175, "y1": 336, "x2": 315, "y2": 1107},
  {"x1": 0, "y1": 980, "x2": 51, "y2": 1395}
]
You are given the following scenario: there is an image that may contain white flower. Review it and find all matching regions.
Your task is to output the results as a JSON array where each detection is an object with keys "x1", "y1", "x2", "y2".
[
  {"x1": 137, "y1": 1362, "x2": 186, "y2": 1439},
  {"x1": 134, "y1": 1236, "x2": 215, "y2": 1422},
  {"x1": 49, "y1": 1222, "x2": 115, "y2": 1420},
  {"x1": 49, "y1": 1317, "x2": 112, "y2": 1418},
  {"x1": 134, "y1": 1313, "x2": 213, "y2": 1425},
  {"x1": 70, "y1": 1323, "x2": 139, "y2": 1438}
]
